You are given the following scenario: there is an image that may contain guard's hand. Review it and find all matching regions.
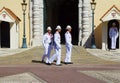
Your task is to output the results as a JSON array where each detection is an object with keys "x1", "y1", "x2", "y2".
[
  {"x1": 70, "y1": 44, "x2": 73, "y2": 47},
  {"x1": 57, "y1": 45, "x2": 61, "y2": 49}
]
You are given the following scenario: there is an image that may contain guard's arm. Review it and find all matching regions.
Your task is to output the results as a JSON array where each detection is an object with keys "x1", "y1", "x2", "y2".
[
  {"x1": 54, "y1": 34, "x2": 61, "y2": 49},
  {"x1": 42, "y1": 35, "x2": 46, "y2": 47},
  {"x1": 109, "y1": 28, "x2": 112, "y2": 38}
]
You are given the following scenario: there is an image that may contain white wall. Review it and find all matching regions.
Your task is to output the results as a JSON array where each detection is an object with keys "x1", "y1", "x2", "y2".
[
  {"x1": 10, "y1": 23, "x2": 19, "y2": 49},
  {"x1": 102, "y1": 22, "x2": 108, "y2": 50}
]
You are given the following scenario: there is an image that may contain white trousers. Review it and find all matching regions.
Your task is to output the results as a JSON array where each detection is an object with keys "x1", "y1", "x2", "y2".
[
  {"x1": 42, "y1": 45, "x2": 52, "y2": 63},
  {"x1": 111, "y1": 37, "x2": 117, "y2": 49},
  {"x1": 50, "y1": 48, "x2": 61, "y2": 65},
  {"x1": 65, "y1": 46, "x2": 72, "y2": 62}
]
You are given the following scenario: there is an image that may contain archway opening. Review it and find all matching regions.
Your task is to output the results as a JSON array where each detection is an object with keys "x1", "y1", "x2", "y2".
[
  {"x1": 108, "y1": 20, "x2": 119, "y2": 49},
  {"x1": 0, "y1": 21, "x2": 10, "y2": 48},
  {"x1": 44, "y1": 0, "x2": 79, "y2": 45}
]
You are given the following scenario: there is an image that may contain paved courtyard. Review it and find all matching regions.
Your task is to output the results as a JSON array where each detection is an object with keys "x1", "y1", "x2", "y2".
[
  {"x1": 87, "y1": 49, "x2": 120, "y2": 62},
  {"x1": 80, "y1": 70, "x2": 120, "y2": 83},
  {"x1": 0, "y1": 46, "x2": 120, "y2": 83}
]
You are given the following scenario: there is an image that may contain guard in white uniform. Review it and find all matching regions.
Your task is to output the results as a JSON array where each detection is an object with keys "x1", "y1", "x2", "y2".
[
  {"x1": 50, "y1": 25, "x2": 62, "y2": 66},
  {"x1": 109, "y1": 23, "x2": 118, "y2": 49},
  {"x1": 64, "y1": 25, "x2": 73, "y2": 64},
  {"x1": 42, "y1": 27, "x2": 53, "y2": 64}
]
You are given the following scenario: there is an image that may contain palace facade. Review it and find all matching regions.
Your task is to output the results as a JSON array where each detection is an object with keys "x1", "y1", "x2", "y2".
[{"x1": 0, "y1": 0, "x2": 120, "y2": 50}]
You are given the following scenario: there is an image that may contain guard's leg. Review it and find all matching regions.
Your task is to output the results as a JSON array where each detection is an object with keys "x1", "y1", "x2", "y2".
[
  {"x1": 46, "y1": 45, "x2": 53, "y2": 63},
  {"x1": 68, "y1": 46, "x2": 72, "y2": 62},
  {"x1": 49, "y1": 48, "x2": 57, "y2": 64},
  {"x1": 56, "y1": 48, "x2": 61, "y2": 65},
  {"x1": 111, "y1": 37, "x2": 116, "y2": 49},
  {"x1": 114, "y1": 38, "x2": 117, "y2": 49},
  {"x1": 65, "y1": 46, "x2": 69, "y2": 62},
  {"x1": 42, "y1": 46, "x2": 48, "y2": 62}
]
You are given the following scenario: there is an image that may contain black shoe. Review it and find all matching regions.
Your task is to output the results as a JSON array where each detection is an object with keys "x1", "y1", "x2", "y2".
[
  {"x1": 53, "y1": 60, "x2": 57, "y2": 62},
  {"x1": 54, "y1": 60, "x2": 63, "y2": 63},
  {"x1": 111, "y1": 48, "x2": 116, "y2": 50},
  {"x1": 46, "y1": 63, "x2": 52, "y2": 65},
  {"x1": 56, "y1": 64, "x2": 62, "y2": 66},
  {"x1": 68, "y1": 62, "x2": 73, "y2": 64},
  {"x1": 42, "y1": 60, "x2": 45, "y2": 63},
  {"x1": 64, "y1": 62, "x2": 73, "y2": 64},
  {"x1": 113, "y1": 49, "x2": 116, "y2": 50},
  {"x1": 64, "y1": 62, "x2": 69, "y2": 65}
]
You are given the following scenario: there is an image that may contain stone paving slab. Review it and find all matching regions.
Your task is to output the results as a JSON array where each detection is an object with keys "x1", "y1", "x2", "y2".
[
  {"x1": 0, "y1": 46, "x2": 120, "y2": 83},
  {"x1": 0, "y1": 72, "x2": 47, "y2": 83},
  {"x1": 0, "y1": 65, "x2": 107, "y2": 83},
  {"x1": 87, "y1": 49, "x2": 120, "y2": 62},
  {"x1": 80, "y1": 70, "x2": 120, "y2": 83},
  {"x1": 0, "y1": 48, "x2": 31, "y2": 57}
]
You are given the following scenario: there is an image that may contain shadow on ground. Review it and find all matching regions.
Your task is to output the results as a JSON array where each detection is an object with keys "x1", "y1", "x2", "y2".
[{"x1": 0, "y1": 45, "x2": 119, "y2": 65}]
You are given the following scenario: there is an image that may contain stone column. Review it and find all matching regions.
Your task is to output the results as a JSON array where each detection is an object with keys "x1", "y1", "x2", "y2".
[
  {"x1": 29, "y1": 0, "x2": 33, "y2": 46},
  {"x1": 78, "y1": 0, "x2": 83, "y2": 46},
  {"x1": 32, "y1": 0, "x2": 44, "y2": 46},
  {"x1": 82, "y1": 0, "x2": 91, "y2": 47}
]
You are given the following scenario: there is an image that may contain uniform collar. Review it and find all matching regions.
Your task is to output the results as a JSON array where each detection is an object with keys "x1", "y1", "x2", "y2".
[
  {"x1": 56, "y1": 31, "x2": 59, "y2": 34},
  {"x1": 47, "y1": 32, "x2": 51, "y2": 35},
  {"x1": 67, "y1": 31, "x2": 70, "y2": 33}
]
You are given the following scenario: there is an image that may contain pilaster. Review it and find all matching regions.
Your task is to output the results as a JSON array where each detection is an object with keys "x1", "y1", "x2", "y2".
[
  {"x1": 82, "y1": 0, "x2": 91, "y2": 47},
  {"x1": 78, "y1": 0, "x2": 83, "y2": 46},
  {"x1": 32, "y1": 0, "x2": 44, "y2": 46}
]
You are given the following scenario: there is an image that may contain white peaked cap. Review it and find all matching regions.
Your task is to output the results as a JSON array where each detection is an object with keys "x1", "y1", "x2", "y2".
[
  {"x1": 56, "y1": 25, "x2": 61, "y2": 30},
  {"x1": 66, "y1": 25, "x2": 72, "y2": 30},
  {"x1": 47, "y1": 26, "x2": 52, "y2": 30}
]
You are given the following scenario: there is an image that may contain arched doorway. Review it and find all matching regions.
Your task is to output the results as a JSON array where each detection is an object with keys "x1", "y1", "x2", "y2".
[
  {"x1": 108, "y1": 20, "x2": 119, "y2": 49},
  {"x1": 0, "y1": 21, "x2": 10, "y2": 48},
  {"x1": 44, "y1": 0, "x2": 79, "y2": 45}
]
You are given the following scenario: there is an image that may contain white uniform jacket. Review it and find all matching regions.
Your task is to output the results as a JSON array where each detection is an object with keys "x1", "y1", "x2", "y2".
[
  {"x1": 54, "y1": 31, "x2": 61, "y2": 49},
  {"x1": 65, "y1": 31, "x2": 72, "y2": 47},
  {"x1": 43, "y1": 33, "x2": 53, "y2": 47},
  {"x1": 109, "y1": 27, "x2": 118, "y2": 39}
]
